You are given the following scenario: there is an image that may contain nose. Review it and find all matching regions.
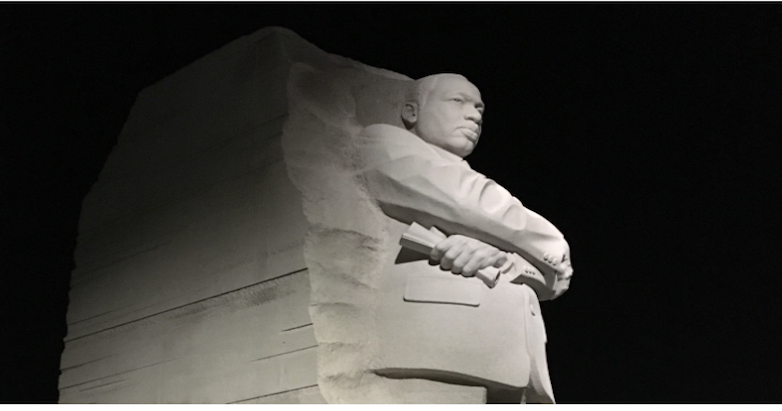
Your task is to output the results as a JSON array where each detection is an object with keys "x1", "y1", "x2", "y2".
[{"x1": 465, "y1": 106, "x2": 482, "y2": 125}]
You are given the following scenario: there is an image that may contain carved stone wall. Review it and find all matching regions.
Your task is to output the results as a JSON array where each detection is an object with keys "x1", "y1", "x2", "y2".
[
  {"x1": 60, "y1": 27, "x2": 409, "y2": 403},
  {"x1": 283, "y1": 64, "x2": 411, "y2": 402}
]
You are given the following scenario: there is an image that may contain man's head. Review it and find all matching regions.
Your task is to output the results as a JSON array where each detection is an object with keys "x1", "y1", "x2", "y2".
[{"x1": 402, "y1": 74, "x2": 484, "y2": 158}]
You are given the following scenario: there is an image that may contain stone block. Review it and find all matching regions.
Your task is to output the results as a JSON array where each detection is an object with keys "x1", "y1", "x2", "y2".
[
  {"x1": 62, "y1": 26, "x2": 415, "y2": 403},
  {"x1": 60, "y1": 271, "x2": 315, "y2": 403}
]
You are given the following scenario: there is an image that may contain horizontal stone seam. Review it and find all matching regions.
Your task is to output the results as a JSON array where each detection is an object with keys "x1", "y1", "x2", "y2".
[
  {"x1": 250, "y1": 344, "x2": 317, "y2": 363},
  {"x1": 64, "y1": 267, "x2": 307, "y2": 343},
  {"x1": 59, "y1": 354, "x2": 116, "y2": 372},
  {"x1": 227, "y1": 384, "x2": 320, "y2": 404},
  {"x1": 60, "y1": 358, "x2": 175, "y2": 390},
  {"x1": 69, "y1": 239, "x2": 175, "y2": 285},
  {"x1": 282, "y1": 323, "x2": 313, "y2": 332},
  {"x1": 61, "y1": 340, "x2": 315, "y2": 390},
  {"x1": 79, "y1": 378, "x2": 126, "y2": 392}
]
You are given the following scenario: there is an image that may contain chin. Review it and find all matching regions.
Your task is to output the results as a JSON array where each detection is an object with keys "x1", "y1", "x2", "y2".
[
  {"x1": 460, "y1": 141, "x2": 477, "y2": 157},
  {"x1": 452, "y1": 146, "x2": 474, "y2": 158}
]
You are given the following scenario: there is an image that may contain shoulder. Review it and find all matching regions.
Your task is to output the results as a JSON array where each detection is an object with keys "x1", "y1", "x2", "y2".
[
  {"x1": 359, "y1": 123, "x2": 438, "y2": 159},
  {"x1": 361, "y1": 123, "x2": 419, "y2": 142}
]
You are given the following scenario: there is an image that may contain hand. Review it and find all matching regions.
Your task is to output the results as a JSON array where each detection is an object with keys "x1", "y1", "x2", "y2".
[
  {"x1": 430, "y1": 235, "x2": 508, "y2": 278},
  {"x1": 558, "y1": 254, "x2": 574, "y2": 280},
  {"x1": 543, "y1": 242, "x2": 573, "y2": 280}
]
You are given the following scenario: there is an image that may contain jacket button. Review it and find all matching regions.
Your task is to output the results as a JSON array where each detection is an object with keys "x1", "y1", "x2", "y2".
[{"x1": 530, "y1": 304, "x2": 537, "y2": 316}]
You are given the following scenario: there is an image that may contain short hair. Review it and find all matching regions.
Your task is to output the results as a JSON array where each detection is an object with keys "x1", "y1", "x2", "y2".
[{"x1": 406, "y1": 73, "x2": 469, "y2": 108}]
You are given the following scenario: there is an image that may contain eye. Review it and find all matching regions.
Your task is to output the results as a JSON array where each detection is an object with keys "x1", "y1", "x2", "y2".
[{"x1": 450, "y1": 97, "x2": 464, "y2": 103}]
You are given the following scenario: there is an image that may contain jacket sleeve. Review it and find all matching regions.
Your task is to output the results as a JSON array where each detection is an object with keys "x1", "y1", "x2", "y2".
[
  {"x1": 505, "y1": 252, "x2": 572, "y2": 301},
  {"x1": 356, "y1": 124, "x2": 573, "y2": 294}
]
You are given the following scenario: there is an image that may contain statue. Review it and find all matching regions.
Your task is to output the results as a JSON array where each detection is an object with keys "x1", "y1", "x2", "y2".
[
  {"x1": 354, "y1": 73, "x2": 574, "y2": 403},
  {"x1": 58, "y1": 28, "x2": 571, "y2": 404}
]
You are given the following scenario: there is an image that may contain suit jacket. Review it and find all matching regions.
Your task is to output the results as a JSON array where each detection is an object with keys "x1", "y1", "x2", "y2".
[{"x1": 356, "y1": 124, "x2": 573, "y2": 403}]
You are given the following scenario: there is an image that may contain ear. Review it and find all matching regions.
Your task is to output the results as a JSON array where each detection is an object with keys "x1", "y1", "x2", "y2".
[{"x1": 401, "y1": 102, "x2": 419, "y2": 129}]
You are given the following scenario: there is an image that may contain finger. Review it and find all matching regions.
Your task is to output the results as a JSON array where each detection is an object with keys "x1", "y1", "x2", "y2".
[
  {"x1": 431, "y1": 235, "x2": 464, "y2": 261},
  {"x1": 491, "y1": 252, "x2": 509, "y2": 268},
  {"x1": 462, "y1": 247, "x2": 493, "y2": 272},
  {"x1": 430, "y1": 238, "x2": 452, "y2": 261},
  {"x1": 462, "y1": 249, "x2": 494, "y2": 271},
  {"x1": 461, "y1": 254, "x2": 487, "y2": 277},
  {"x1": 451, "y1": 249, "x2": 474, "y2": 275},
  {"x1": 440, "y1": 242, "x2": 465, "y2": 271}
]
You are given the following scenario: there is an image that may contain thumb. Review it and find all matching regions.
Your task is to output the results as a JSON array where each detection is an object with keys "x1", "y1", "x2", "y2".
[{"x1": 492, "y1": 252, "x2": 509, "y2": 268}]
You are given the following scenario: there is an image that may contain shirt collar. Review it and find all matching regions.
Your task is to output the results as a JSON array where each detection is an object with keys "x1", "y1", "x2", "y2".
[{"x1": 429, "y1": 142, "x2": 468, "y2": 165}]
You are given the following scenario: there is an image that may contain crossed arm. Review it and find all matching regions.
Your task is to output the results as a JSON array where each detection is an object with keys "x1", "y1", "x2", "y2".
[{"x1": 357, "y1": 124, "x2": 573, "y2": 300}]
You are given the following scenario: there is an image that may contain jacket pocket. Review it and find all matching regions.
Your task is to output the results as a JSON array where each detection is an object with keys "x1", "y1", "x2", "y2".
[{"x1": 403, "y1": 276, "x2": 481, "y2": 307}]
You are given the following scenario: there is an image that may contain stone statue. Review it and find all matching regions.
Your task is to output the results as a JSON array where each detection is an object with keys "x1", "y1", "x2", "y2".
[
  {"x1": 59, "y1": 28, "x2": 570, "y2": 404},
  {"x1": 354, "y1": 73, "x2": 574, "y2": 403}
]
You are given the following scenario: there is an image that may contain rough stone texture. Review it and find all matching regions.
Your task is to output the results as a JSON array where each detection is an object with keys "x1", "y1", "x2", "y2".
[
  {"x1": 282, "y1": 63, "x2": 415, "y2": 402},
  {"x1": 61, "y1": 26, "x2": 417, "y2": 403}
]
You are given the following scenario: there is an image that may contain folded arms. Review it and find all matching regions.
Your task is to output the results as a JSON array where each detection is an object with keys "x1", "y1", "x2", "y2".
[{"x1": 357, "y1": 124, "x2": 573, "y2": 300}]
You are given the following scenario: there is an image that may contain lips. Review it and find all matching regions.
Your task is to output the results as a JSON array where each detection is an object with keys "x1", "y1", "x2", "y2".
[{"x1": 459, "y1": 127, "x2": 480, "y2": 141}]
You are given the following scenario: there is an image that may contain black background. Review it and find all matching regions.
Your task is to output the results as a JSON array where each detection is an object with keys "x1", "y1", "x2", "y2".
[{"x1": 1, "y1": 3, "x2": 780, "y2": 404}]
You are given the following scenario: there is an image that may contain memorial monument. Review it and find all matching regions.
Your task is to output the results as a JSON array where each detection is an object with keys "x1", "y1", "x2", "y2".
[{"x1": 59, "y1": 27, "x2": 572, "y2": 403}]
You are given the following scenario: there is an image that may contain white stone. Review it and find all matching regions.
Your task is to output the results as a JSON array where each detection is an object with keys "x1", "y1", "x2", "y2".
[{"x1": 62, "y1": 26, "x2": 572, "y2": 404}]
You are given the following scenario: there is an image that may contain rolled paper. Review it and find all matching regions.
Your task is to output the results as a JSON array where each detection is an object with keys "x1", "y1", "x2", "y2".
[{"x1": 400, "y1": 222, "x2": 501, "y2": 288}]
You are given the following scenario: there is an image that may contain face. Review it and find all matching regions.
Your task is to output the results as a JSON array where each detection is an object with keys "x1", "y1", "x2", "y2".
[{"x1": 413, "y1": 75, "x2": 484, "y2": 158}]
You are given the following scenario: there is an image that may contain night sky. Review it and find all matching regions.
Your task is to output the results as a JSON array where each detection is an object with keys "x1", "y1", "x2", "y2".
[{"x1": 1, "y1": 4, "x2": 780, "y2": 404}]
